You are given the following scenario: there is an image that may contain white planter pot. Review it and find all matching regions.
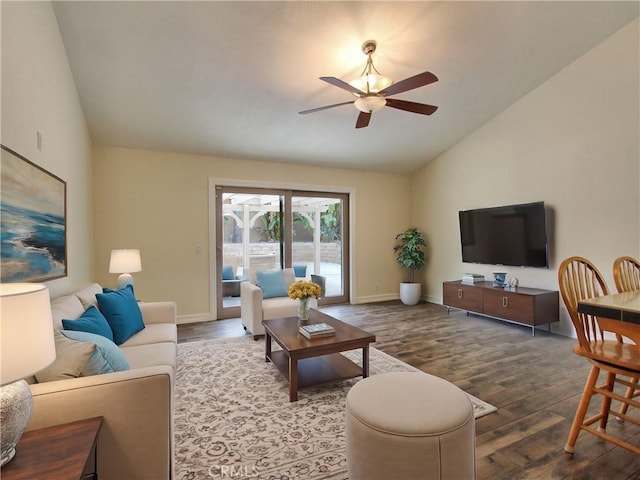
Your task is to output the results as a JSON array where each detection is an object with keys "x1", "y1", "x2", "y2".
[{"x1": 399, "y1": 282, "x2": 421, "y2": 305}]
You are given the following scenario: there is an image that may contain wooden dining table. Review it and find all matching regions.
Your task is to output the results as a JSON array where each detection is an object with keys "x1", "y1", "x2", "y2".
[{"x1": 578, "y1": 290, "x2": 640, "y2": 324}]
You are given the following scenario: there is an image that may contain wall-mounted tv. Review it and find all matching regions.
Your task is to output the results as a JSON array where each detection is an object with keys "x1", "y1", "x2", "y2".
[{"x1": 458, "y1": 201, "x2": 549, "y2": 268}]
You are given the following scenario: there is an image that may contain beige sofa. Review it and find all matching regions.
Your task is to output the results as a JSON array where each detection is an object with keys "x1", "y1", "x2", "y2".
[{"x1": 26, "y1": 283, "x2": 177, "y2": 480}]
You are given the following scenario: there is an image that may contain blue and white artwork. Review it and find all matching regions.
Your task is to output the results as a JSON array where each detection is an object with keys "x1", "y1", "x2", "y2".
[{"x1": 1, "y1": 146, "x2": 67, "y2": 282}]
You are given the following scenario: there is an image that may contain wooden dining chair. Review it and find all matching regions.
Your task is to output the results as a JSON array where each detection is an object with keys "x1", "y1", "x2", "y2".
[
  {"x1": 613, "y1": 256, "x2": 640, "y2": 293},
  {"x1": 558, "y1": 256, "x2": 640, "y2": 455},
  {"x1": 612, "y1": 256, "x2": 640, "y2": 417}
]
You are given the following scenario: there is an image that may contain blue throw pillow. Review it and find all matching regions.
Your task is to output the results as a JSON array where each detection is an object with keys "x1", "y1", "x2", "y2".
[
  {"x1": 62, "y1": 306, "x2": 114, "y2": 342},
  {"x1": 293, "y1": 265, "x2": 307, "y2": 277},
  {"x1": 60, "y1": 330, "x2": 130, "y2": 376},
  {"x1": 222, "y1": 265, "x2": 234, "y2": 280},
  {"x1": 96, "y1": 284, "x2": 145, "y2": 345},
  {"x1": 102, "y1": 283, "x2": 137, "y2": 300},
  {"x1": 256, "y1": 270, "x2": 288, "y2": 299}
]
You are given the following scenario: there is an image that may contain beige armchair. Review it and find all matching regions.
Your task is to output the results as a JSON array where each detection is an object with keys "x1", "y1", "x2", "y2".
[{"x1": 241, "y1": 268, "x2": 317, "y2": 339}]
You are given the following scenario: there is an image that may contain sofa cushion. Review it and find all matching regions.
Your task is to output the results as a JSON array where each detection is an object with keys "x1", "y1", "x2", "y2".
[
  {"x1": 120, "y1": 342, "x2": 177, "y2": 370},
  {"x1": 62, "y1": 306, "x2": 114, "y2": 342},
  {"x1": 50, "y1": 294, "x2": 85, "y2": 330},
  {"x1": 35, "y1": 330, "x2": 96, "y2": 382},
  {"x1": 75, "y1": 283, "x2": 103, "y2": 309},
  {"x1": 262, "y1": 296, "x2": 299, "y2": 320},
  {"x1": 97, "y1": 285, "x2": 145, "y2": 345},
  {"x1": 256, "y1": 270, "x2": 288, "y2": 299},
  {"x1": 61, "y1": 330, "x2": 130, "y2": 375},
  {"x1": 119, "y1": 323, "x2": 177, "y2": 347}
]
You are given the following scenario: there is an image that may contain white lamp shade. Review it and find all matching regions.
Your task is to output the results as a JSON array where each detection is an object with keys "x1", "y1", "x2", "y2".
[
  {"x1": 109, "y1": 249, "x2": 142, "y2": 274},
  {"x1": 0, "y1": 284, "x2": 56, "y2": 385}
]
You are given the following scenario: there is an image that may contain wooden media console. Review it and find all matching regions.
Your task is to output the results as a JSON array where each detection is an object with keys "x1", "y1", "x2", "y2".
[{"x1": 443, "y1": 280, "x2": 559, "y2": 336}]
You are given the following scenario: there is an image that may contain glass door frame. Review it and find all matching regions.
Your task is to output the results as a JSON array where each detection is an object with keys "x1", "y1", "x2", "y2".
[{"x1": 211, "y1": 181, "x2": 352, "y2": 320}]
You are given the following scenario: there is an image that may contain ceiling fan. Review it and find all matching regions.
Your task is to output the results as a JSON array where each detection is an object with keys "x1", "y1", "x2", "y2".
[{"x1": 299, "y1": 40, "x2": 438, "y2": 129}]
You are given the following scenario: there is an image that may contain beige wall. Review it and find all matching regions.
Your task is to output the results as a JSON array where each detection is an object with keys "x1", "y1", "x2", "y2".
[
  {"x1": 413, "y1": 19, "x2": 640, "y2": 336},
  {"x1": 1, "y1": 1, "x2": 93, "y2": 298},
  {"x1": 92, "y1": 147, "x2": 411, "y2": 319}
]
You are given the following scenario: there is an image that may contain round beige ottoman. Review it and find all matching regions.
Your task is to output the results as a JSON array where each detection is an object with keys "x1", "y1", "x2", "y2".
[{"x1": 345, "y1": 372, "x2": 476, "y2": 480}]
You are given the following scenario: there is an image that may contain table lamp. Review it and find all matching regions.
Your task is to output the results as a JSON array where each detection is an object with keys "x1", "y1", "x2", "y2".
[
  {"x1": 0, "y1": 283, "x2": 56, "y2": 467},
  {"x1": 109, "y1": 249, "x2": 142, "y2": 289}
]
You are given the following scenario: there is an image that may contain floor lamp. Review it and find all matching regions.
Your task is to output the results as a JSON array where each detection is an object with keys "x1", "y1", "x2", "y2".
[{"x1": 0, "y1": 283, "x2": 56, "y2": 466}]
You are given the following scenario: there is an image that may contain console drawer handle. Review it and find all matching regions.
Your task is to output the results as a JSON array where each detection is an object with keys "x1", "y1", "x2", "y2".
[
  {"x1": 502, "y1": 297, "x2": 509, "y2": 308},
  {"x1": 458, "y1": 289, "x2": 463, "y2": 299}
]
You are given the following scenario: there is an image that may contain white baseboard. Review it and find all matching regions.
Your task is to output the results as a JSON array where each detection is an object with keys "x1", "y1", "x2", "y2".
[
  {"x1": 177, "y1": 313, "x2": 212, "y2": 325},
  {"x1": 353, "y1": 293, "x2": 399, "y2": 304}
]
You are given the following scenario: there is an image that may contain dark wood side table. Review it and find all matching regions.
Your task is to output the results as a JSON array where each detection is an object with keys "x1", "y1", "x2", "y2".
[{"x1": 1, "y1": 416, "x2": 103, "y2": 480}]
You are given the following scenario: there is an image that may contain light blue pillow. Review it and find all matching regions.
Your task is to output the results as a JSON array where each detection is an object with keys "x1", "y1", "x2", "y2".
[
  {"x1": 256, "y1": 270, "x2": 288, "y2": 299},
  {"x1": 293, "y1": 265, "x2": 307, "y2": 277},
  {"x1": 62, "y1": 306, "x2": 114, "y2": 342},
  {"x1": 60, "y1": 330, "x2": 130, "y2": 375},
  {"x1": 96, "y1": 284, "x2": 145, "y2": 345},
  {"x1": 222, "y1": 265, "x2": 234, "y2": 280}
]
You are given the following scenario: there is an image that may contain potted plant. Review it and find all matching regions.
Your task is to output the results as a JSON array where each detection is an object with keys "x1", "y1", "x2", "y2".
[{"x1": 393, "y1": 227, "x2": 426, "y2": 305}]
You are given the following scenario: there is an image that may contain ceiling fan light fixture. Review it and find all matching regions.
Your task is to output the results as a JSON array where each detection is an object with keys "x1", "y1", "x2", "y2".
[
  {"x1": 300, "y1": 38, "x2": 439, "y2": 128},
  {"x1": 349, "y1": 73, "x2": 393, "y2": 94},
  {"x1": 348, "y1": 40, "x2": 393, "y2": 94},
  {"x1": 354, "y1": 96, "x2": 386, "y2": 113}
]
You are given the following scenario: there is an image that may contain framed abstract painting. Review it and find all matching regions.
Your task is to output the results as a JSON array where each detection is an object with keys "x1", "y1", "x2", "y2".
[{"x1": 1, "y1": 145, "x2": 67, "y2": 282}]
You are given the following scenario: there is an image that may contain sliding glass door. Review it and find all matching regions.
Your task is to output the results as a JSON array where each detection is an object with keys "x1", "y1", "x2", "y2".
[
  {"x1": 290, "y1": 193, "x2": 347, "y2": 300},
  {"x1": 215, "y1": 186, "x2": 348, "y2": 319}
]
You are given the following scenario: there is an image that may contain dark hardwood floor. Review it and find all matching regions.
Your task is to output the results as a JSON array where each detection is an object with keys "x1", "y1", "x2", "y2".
[{"x1": 177, "y1": 301, "x2": 640, "y2": 479}]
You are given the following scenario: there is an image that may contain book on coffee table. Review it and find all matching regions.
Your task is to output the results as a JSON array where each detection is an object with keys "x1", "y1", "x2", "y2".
[{"x1": 299, "y1": 322, "x2": 335, "y2": 339}]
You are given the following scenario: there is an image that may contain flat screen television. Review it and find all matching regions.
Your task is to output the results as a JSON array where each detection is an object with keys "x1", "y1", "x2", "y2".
[{"x1": 458, "y1": 201, "x2": 549, "y2": 268}]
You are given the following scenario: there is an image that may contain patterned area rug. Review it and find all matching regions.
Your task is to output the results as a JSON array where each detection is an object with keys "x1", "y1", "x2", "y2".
[{"x1": 175, "y1": 337, "x2": 496, "y2": 479}]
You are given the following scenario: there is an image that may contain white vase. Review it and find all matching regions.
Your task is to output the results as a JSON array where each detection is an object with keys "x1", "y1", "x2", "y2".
[{"x1": 399, "y1": 282, "x2": 421, "y2": 305}]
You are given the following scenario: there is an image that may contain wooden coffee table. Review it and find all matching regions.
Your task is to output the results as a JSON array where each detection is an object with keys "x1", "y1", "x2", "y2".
[{"x1": 262, "y1": 310, "x2": 376, "y2": 402}]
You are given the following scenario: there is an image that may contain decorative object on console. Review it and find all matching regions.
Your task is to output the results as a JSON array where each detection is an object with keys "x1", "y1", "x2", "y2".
[
  {"x1": 0, "y1": 283, "x2": 56, "y2": 466},
  {"x1": 492, "y1": 271, "x2": 507, "y2": 287},
  {"x1": 109, "y1": 249, "x2": 142, "y2": 289},
  {"x1": 1, "y1": 145, "x2": 67, "y2": 283},
  {"x1": 394, "y1": 228, "x2": 427, "y2": 305},
  {"x1": 462, "y1": 273, "x2": 484, "y2": 284},
  {"x1": 287, "y1": 280, "x2": 322, "y2": 322}
]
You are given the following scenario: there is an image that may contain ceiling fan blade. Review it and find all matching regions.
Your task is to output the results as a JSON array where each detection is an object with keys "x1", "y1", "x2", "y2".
[
  {"x1": 355, "y1": 111, "x2": 371, "y2": 129},
  {"x1": 320, "y1": 76, "x2": 364, "y2": 95},
  {"x1": 378, "y1": 71, "x2": 438, "y2": 97},
  {"x1": 385, "y1": 98, "x2": 438, "y2": 115},
  {"x1": 299, "y1": 101, "x2": 355, "y2": 115}
]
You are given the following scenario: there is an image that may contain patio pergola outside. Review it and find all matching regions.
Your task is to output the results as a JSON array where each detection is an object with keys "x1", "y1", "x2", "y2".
[{"x1": 222, "y1": 193, "x2": 341, "y2": 278}]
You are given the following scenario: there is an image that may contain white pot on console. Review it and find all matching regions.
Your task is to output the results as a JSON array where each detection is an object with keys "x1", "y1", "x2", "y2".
[{"x1": 399, "y1": 282, "x2": 421, "y2": 305}]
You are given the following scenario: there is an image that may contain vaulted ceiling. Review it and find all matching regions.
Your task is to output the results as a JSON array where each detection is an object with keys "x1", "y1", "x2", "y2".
[{"x1": 52, "y1": 1, "x2": 639, "y2": 173}]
